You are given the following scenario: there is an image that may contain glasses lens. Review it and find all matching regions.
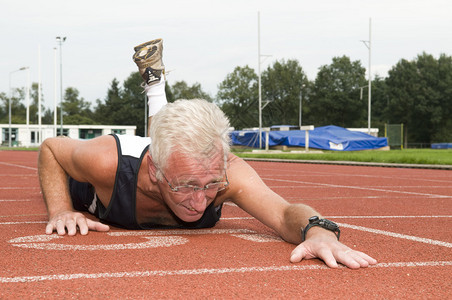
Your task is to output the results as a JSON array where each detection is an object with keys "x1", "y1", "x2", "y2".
[
  {"x1": 174, "y1": 183, "x2": 226, "y2": 194},
  {"x1": 175, "y1": 186, "x2": 194, "y2": 194}
]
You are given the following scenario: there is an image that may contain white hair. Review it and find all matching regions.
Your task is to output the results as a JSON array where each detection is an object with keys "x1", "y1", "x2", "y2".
[{"x1": 149, "y1": 99, "x2": 231, "y2": 178}]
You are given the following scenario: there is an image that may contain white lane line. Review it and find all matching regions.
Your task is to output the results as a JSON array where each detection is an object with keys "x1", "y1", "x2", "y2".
[
  {"x1": 0, "y1": 216, "x2": 450, "y2": 225},
  {"x1": 108, "y1": 229, "x2": 256, "y2": 236},
  {"x1": 337, "y1": 222, "x2": 452, "y2": 248},
  {"x1": 264, "y1": 177, "x2": 452, "y2": 199},
  {"x1": 255, "y1": 167, "x2": 452, "y2": 183},
  {"x1": 230, "y1": 234, "x2": 283, "y2": 242},
  {"x1": 0, "y1": 187, "x2": 40, "y2": 190},
  {"x1": 287, "y1": 195, "x2": 448, "y2": 200},
  {"x1": 0, "y1": 199, "x2": 33, "y2": 202},
  {"x1": 1, "y1": 261, "x2": 451, "y2": 283},
  {"x1": 221, "y1": 217, "x2": 254, "y2": 220},
  {"x1": 0, "y1": 162, "x2": 37, "y2": 171},
  {"x1": 0, "y1": 221, "x2": 254, "y2": 226},
  {"x1": 10, "y1": 236, "x2": 188, "y2": 251},
  {"x1": 221, "y1": 216, "x2": 452, "y2": 220},
  {"x1": 329, "y1": 215, "x2": 452, "y2": 219},
  {"x1": 0, "y1": 221, "x2": 46, "y2": 225},
  {"x1": 268, "y1": 185, "x2": 452, "y2": 189},
  {"x1": 0, "y1": 214, "x2": 46, "y2": 218},
  {"x1": 0, "y1": 174, "x2": 36, "y2": 177},
  {"x1": 8, "y1": 230, "x2": 280, "y2": 251}
]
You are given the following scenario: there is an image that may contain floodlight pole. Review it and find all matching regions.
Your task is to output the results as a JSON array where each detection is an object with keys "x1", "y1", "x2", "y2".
[
  {"x1": 25, "y1": 67, "x2": 30, "y2": 127},
  {"x1": 56, "y1": 36, "x2": 66, "y2": 135},
  {"x1": 258, "y1": 12, "x2": 262, "y2": 149},
  {"x1": 299, "y1": 84, "x2": 306, "y2": 127},
  {"x1": 53, "y1": 47, "x2": 58, "y2": 137},
  {"x1": 25, "y1": 67, "x2": 30, "y2": 147},
  {"x1": 361, "y1": 18, "x2": 372, "y2": 135},
  {"x1": 257, "y1": 12, "x2": 272, "y2": 149},
  {"x1": 38, "y1": 46, "x2": 42, "y2": 144},
  {"x1": 8, "y1": 67, "x2": 28, "y2": 147}
]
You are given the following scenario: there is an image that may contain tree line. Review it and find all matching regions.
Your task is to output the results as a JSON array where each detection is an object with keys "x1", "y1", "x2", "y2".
[{"x1": 0, "y1": 52, "x2": 451, "y2": 144}]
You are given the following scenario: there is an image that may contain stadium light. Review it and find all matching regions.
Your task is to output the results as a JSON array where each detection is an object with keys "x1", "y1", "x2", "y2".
[
  {"x1": 56, "y1": 36, "x2": 66, "y2": 135},
  {"x1": 8, "y1": 67, "x2": 28, "y2": 147},
  {"x1": 257, "y1": 12, "x2": 272, "y2": 149},
  {"x1": 299, "y1": 84, "x2": 306, "y2": 127},
  {"x1": 361, "y1": 18, "x2": 372, "y2": 134}
]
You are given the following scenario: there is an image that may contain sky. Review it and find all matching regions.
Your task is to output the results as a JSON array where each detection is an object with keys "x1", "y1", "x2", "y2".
[{"x1": 1, "y1": 0, "x2": 451, "y2": 110}]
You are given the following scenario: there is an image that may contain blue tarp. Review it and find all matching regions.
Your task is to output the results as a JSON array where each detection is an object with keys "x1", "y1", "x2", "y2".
[
  {"x1": 431, "y1": 143, "x2": 452, "y2": 149},
  {"x1": 230, "y1": 125, "x2": 388, "y2": 151}
]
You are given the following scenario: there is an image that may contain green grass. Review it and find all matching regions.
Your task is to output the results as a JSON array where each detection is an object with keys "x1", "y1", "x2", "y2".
[
  {"x1": 2, "y1": 146, "x2": 451, "y2": 165},
  {"x1": 0, "y1": 146, "x2": 40, "y2": 151},
  {"x1": 234, "y1": 149, "x2": 452, "y2": 165}
]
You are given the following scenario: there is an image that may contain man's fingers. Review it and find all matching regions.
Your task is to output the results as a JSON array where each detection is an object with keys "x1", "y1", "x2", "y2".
[
  {"x1": 290, "y1": 247, "x2": 304, "y2": 263},
  {"x1": 336, "y1": 249, "x2": 377, "y2": 269},
  {"x1": 55, "y1": 219, "x2": 67, "y2": 235},
  {"x1": 46, "y1": 212, "x2": 110, "y2": 236},
  {"x1": 66, "y1": 218, "x2": 78, "y2": 236},
  {"x1": 86, "y1": 219, "x2": 110, "y2": 232},
  {"x1": 45, "y1": 222, "x2": 56, "y2": 235},
  {"x1": 76, "y1": 216, "x2": 89, "y2": 235},
  {"x1": 336, "y1": 250, "x2": 361, "y2": 269},
  {"x1": 347, "y1": 250, "x2": 377, "y2": 267},
  {"x1": 355, "y1": 250, "x2": 378, "y2": 265},
  {"x1": 290, "y1": 244, "x2": 313, "y2": 263},
  {"x1": 290, "y1": 238, "x2": 378, "y2": 269},
  {"x1": 317, "y1": 247, "x2": 339, "y2": 268}
]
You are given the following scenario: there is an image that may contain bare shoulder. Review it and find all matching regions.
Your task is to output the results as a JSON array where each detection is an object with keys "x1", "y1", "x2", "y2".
[
  {"x1": 216, "y1": 153, "x2": 289, "y2": 232},
  {"x1": 215, "y1": 153, "x2": 267, "y2": 204},
  {"x1": 227, "y1": 153, "x2": 265, "y2": 186},
  {"x1": 41, "y1": 135, "x2": 118, "y2": 184}
]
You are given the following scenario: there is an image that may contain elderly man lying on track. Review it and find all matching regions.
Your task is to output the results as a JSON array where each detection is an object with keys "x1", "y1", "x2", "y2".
[{"x1": 38, "y1": 38, "x2": 377, "y2": 270}]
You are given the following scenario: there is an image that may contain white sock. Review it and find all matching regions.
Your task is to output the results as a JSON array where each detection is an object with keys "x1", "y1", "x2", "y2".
[{"x1": 145, "y1": 78, "x2": 167, "y2": 116}]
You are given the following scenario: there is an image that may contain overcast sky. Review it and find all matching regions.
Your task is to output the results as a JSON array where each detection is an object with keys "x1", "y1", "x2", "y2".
[{"x1": 1, "y1": 0, "x2": 451, "y2": 110}]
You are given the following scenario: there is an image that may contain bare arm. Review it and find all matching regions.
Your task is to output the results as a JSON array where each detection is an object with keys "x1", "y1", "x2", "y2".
[
  {"x1": 38, "y1": 136, "x2": 114, "y2": 235},
  {"x1": 220, "y1": 155, "x2": 318, "y2": 243},
  {"x1": 220, "y1": 155, "x2": 377, "y2": 269}
]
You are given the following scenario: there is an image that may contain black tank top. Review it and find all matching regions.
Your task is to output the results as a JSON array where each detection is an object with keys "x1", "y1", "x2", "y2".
[{"x1": 69, "y1": 134, "x2": 222, "y2": 229}]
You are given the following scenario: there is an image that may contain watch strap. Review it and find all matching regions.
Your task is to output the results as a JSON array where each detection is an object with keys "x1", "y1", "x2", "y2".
[{"x1": 301, "y1": 217, "x2": 340, "y2": 242}]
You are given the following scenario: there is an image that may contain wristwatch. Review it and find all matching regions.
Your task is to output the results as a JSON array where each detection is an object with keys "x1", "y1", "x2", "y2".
[{"x1": 301, "y1": 216, "x2": 340, "y2": 242}]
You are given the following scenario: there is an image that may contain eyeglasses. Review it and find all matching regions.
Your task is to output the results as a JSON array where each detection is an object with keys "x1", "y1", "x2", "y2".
[{"x1": 159, "y1": 170, "x2": 229, "y2": 194}]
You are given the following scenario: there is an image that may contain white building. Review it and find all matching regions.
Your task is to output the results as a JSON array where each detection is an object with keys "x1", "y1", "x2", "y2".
[{"x1": 1, "y1": 124, "x2": 137, "y2": 147}]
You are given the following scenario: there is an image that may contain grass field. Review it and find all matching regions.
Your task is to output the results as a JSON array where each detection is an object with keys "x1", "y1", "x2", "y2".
[
  {"x1": 234, "y1": 148, "x2": 452, "y2": 165},
  {"x1": 1, "y1": 147, "x2": 451, "y2": 166}
]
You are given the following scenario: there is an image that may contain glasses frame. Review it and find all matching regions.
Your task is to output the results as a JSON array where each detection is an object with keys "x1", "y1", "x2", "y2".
[{"x1": 159, "y1": 169, "x2": 229, "y2": 194}]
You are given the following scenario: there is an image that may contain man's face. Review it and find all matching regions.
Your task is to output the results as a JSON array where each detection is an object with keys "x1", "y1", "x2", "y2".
[{"x1": 158, "y1": 151, "x2": 225, "y2": 222}]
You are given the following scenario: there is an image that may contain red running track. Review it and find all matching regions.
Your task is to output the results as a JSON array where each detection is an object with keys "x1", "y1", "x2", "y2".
[{"x1": 0, "y1": 150, "x2": 451, "y2": 299}]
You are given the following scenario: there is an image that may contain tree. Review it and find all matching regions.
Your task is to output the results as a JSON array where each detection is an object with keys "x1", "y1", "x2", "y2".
[
  {"x1": 261, "y1": 59, "x2": 308, "y2": 126},
  {"x1": 0, "y1": 88, "x2": 26, "y2": 124},
  {"x1": 121, "y1": 71, "x2": 147, "y2": 136},
  {"x1": 28, "y1": 82, "x2": 49, "y2": 124},
  {"x1": 94, "y1": 72, "x2": 146, "y2": 136},
  {"x1": 62, "y1": 87, "x2": 95, "y2": 125},
  {"x1": 309, "y1": 56, "x2": 367, "y2": 128},
  {"x1": 385, "y1": 53, "x2": 452, "y2": 143},
  {"x1": 94, "y1": 78, "x2": 123, "y2": 125},
  {"x1": 0, "y1": 92, "x2": 6, "y2": 122},
  {"x1": 217, "y1": 65, "x2": 258, "y2": 129},
  {"x1": 169, "y1": 81, "x2": 212, "y2": 102},
  {"x1": 368, "y1": 75, "x2": 389, "y2": 134}
]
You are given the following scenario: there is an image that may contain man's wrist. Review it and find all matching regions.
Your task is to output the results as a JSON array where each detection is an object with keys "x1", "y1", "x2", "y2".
[
  {"x1": 301, "y1": 216, "x2": 340, "y2": 242},
  {"x1": 304, "y1": 225, "x2": 337, "y2": 240}
]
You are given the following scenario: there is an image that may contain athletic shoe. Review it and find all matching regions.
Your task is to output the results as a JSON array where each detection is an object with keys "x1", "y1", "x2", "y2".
[{"x1": 133, "y1": 38, "x2": 164, "y2": 85}]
